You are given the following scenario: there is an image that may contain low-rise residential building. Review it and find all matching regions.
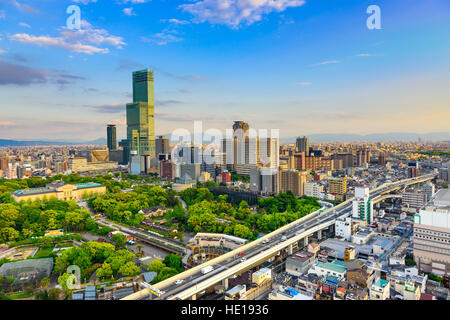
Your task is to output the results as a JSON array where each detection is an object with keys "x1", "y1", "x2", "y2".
[
  {"x1": 286, "y1": 251, "x2": 316, "y2": 276},
  {"x1": 346, "y1": 259, "x2": 375, "y2": 288},
  {"x1": 309, "y1": 260, "x2": 347, "y2": 280},
  {"x1": 370, "y1": 279, "x2": 390, "y2": 300},
  {"x1": 335, "y1": 217, "x2": 354, "y2": 241},
  {"x1": 402, "y1": 281, "x2": 421, "y2": 300}
]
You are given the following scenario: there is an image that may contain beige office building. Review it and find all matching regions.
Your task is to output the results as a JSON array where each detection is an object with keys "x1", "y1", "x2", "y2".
[
  {"x1": 413, "y1": 189, "x2": 450, "y2": 277},
  {"x1": 280, "y1": 170, "x2": 307, "y2": 196}
]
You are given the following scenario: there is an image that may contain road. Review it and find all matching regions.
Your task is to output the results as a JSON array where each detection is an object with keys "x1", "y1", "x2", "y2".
[{"x1": 123, "y1": 173, "x2": 436, "y2": 300}]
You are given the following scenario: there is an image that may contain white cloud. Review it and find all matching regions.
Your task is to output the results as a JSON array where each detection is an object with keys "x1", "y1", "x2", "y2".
[
  {"x1": 161, "y1": 18, "x2": 191, "y2": 25},
  {"x1": 0, "y1": 10, "x2": 5, "y2": 19},
  {"x1": 18, "y1": 22, "x2": 31, "y2": 28},
  {"x1": 12, "y1": 1, "x2": 39, "y2": 14},
  {"x1": 10, "y1": 20, "x2": 126, "y2": 54},
  {"x1": 179, "y1": 0, "x2": 306, "y2": 28},
  {"x1": 121, "y1": 0, "x2": 151, "y2": 3},
  {"x1": 355, "y1": 53, "x2": 376, "y2": 57},
  {"x1": 10, "y1": 33, "x2": 109, "y2": 54},
  {"x1": 310, "y1": 60, "x2": 340, "y2": 67},
  {"x1": 142, "y1": 29, "x2": 183, "y2": 46},
  {"x1": 123, "y1": 7, "x2": 136, "y2": 16},
  {"x1": 296, "y1": 81, "x2": 311, "y2": 86},
  {"x1": 71, "y1": 0, "x2": 98, "y2": 4},
  {"x1": 0, "y1": 49, "x2": 6, "y2": 54}
]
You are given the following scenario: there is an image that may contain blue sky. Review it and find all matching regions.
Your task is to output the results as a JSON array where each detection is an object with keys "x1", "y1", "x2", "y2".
[{"x1": 0, "y1": 0, "x2": 449, "y2": 141}]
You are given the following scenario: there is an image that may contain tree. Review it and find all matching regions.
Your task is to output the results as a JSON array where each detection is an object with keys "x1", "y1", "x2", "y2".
[
  {"x1": 163, "y1": 254, "x2": 183, "y2": 273},
  {"x1": 118, "y1": 261, "x2": 140, "y2": 277},
  {"x1": 153, "y1": 267, "x2": 178, "y2": 283},
  {"x1": 48, "y1": 288, "x2": 62, "y2": 300},
  {"x1": 233, "y1": 224, "x2": 252, "y2": 239},
  {"x1": 41, "y1": 277, "x2": 50, "y2": 290},
  {"x1": 96, "y1": 262, "x2": 113, "y2": 280},
  {"x1": 0, "y1": 227, "x2": 19, "y2": 243},
  {"x1": 58, "y1": 273, "x2": 75, "y2": 295},
  {"x1": 136, "y1": 244, "x2": 144, "y2": 258},
  {"x1": 111, "y1": 233, "x2": 127, "y2": 248},
  {"x1": 148, "y1": 259, "x2": 165, "y2": 274}
]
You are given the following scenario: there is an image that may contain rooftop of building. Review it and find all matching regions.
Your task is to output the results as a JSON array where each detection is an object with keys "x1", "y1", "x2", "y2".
[
  {"x1": 432, "y1": 189, "x2": 450, "y2": 208},
  {"x1": 316, "y1": 260, "x2": 347, "y2": 274},
  {"x1": 288, "y1": 250, "x2": 315, "y2": 263},
  {"x1": 226, "y1": 284, "x2": 245, "y2": 296},
  {"x1": 373, "y1": 279, "x2": 389, "y2": 288}
]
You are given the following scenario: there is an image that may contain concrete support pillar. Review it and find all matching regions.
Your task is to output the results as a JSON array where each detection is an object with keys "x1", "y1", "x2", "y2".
[
  {"x1": 304, "y1": 236, "x2": 309, "y2": 246},
  {"x1": 222, "y1": 278, "x2": 229, "y2": 290},
  {"x1": 191, "y1": 294, "x2": 197, "y2": 300},
  {"x1": 288, "y1": 244, "x2": 293, "y2": 255},
  {"x1": 317, "y1": 230, "x2": 322, "y2": 240}
]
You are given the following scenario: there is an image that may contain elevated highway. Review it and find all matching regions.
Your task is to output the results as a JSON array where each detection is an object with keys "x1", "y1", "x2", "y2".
[{"x1": 122, "y1": 173, "x2": 436, "y2": 300}]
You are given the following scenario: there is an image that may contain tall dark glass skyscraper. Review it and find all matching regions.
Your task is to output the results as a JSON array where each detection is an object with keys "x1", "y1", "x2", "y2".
[
  {"x1": 107, "y1": 124, "x2": 117, "y2": 150},
  {"x1": 126, "y1": 69, "x2": 156, "y2": 158}
]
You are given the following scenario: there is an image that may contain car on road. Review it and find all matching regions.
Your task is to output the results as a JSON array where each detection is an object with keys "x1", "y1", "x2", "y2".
[
  {"x1": 281, "y1": 236, "x2": 287, "y2": 241},
  {"x1": 175, "y1": 279, "x2": 184, "y2": 285},
  {"x1": 240, "y1": 257, "x2": 247, "y2": 262},
  {"x1": 238, "y1": 251, "x2": 245, "y2": 256}
]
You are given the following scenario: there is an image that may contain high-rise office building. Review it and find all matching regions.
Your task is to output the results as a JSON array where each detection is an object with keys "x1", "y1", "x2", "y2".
[
  {"x1": 280, "y1": 170, "x2": 307, "y2": 196},
  {"x1": 232, "y1": 121, "x2": 250, "y2": 140},
  {"x1": 378, "y1": 152, "x2": 386, "y2": 165},
  {"x1": 107, "y1": 124, "x2": 117, "y2": 151},
  {"x1": 356, "y1": 148, "x2": 371, "y2": 167},
  {"x1": 407, "y1": 162, "x2": 419, "y2": 178},
  {"x1": 156, "y1": 135, "x2": 169, "y2": 155},
  {"x1": 250, "y1": 167, "x2": 279, "y2": 195},
  {"x1": 413, "y1": 189, "x2": 450, "y2": 276},
  {"x1": 296, "y1": 136, "x2": 309, "y2": 155},
  {"x1": 221, "y1": 122, "x2": 279, "y2": 176},
  {"x1": 126, "y1": 69, "x2": 155, "y2": 158},
  {"x1": 0, "y1": 157, "x2": 8, "y2": 172},
  {"x1": 119, "y1": 139, "x2": 130, "y2": 165},
  {"x1": 438, "y1": 168, "x2": 449, "y2": 183}
]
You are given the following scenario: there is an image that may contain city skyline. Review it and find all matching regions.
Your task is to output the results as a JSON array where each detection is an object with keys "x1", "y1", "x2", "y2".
[{"x1": 0, "y1": 0, "x2": 449, "y2": 141}]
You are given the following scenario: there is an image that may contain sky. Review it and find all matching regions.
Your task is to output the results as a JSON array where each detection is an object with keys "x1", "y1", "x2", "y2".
[{"x1": 0, "y1": 0, "x2": 449, "y2": 142}]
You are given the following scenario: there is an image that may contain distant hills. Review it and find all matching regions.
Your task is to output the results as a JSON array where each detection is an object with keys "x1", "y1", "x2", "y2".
[
  {"x1": 1, "y1": 132, "x2": 449, "y2": 147},
  {"x1": 0, "y1": 138, "x2": 107, "y2": 147},
  {"x1": 281, "y1": 132, "x2": 450, "y2": 143}
]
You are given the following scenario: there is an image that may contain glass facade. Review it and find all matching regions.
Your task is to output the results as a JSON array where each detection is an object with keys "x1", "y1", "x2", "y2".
[{"x1": 126, "y1": 69, "x2": 156, "y2": 158}]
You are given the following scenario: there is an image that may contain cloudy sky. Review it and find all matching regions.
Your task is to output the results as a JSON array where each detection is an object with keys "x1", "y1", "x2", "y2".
[{"x1": 0, "y1": 0, "x2": 449, "y2": 141}]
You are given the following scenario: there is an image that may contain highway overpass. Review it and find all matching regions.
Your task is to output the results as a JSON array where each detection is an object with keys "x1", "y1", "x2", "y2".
[{"x1": 122, "y1": 173, "x2": 436, "y2": 300}]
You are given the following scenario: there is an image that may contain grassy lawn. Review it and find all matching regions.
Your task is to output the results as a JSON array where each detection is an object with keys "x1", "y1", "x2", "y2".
[
  {"x1": 4, "y1": 292, "x2": 33, "y2": 300},
  {"x1": 32, "y1": 246, "x2": 55, "y2": 259}
]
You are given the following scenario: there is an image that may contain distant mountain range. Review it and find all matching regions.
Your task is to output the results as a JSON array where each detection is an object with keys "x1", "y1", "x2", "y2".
[
  {"x1": 280, "y1": 132, "x2": 450, "y2": 143},
  {"x1": 1, "y1": 132, "x2": 449, "y2": 147},
  {"x1": 0, "y1": 138, "x2": 107, "y2": 147}
]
